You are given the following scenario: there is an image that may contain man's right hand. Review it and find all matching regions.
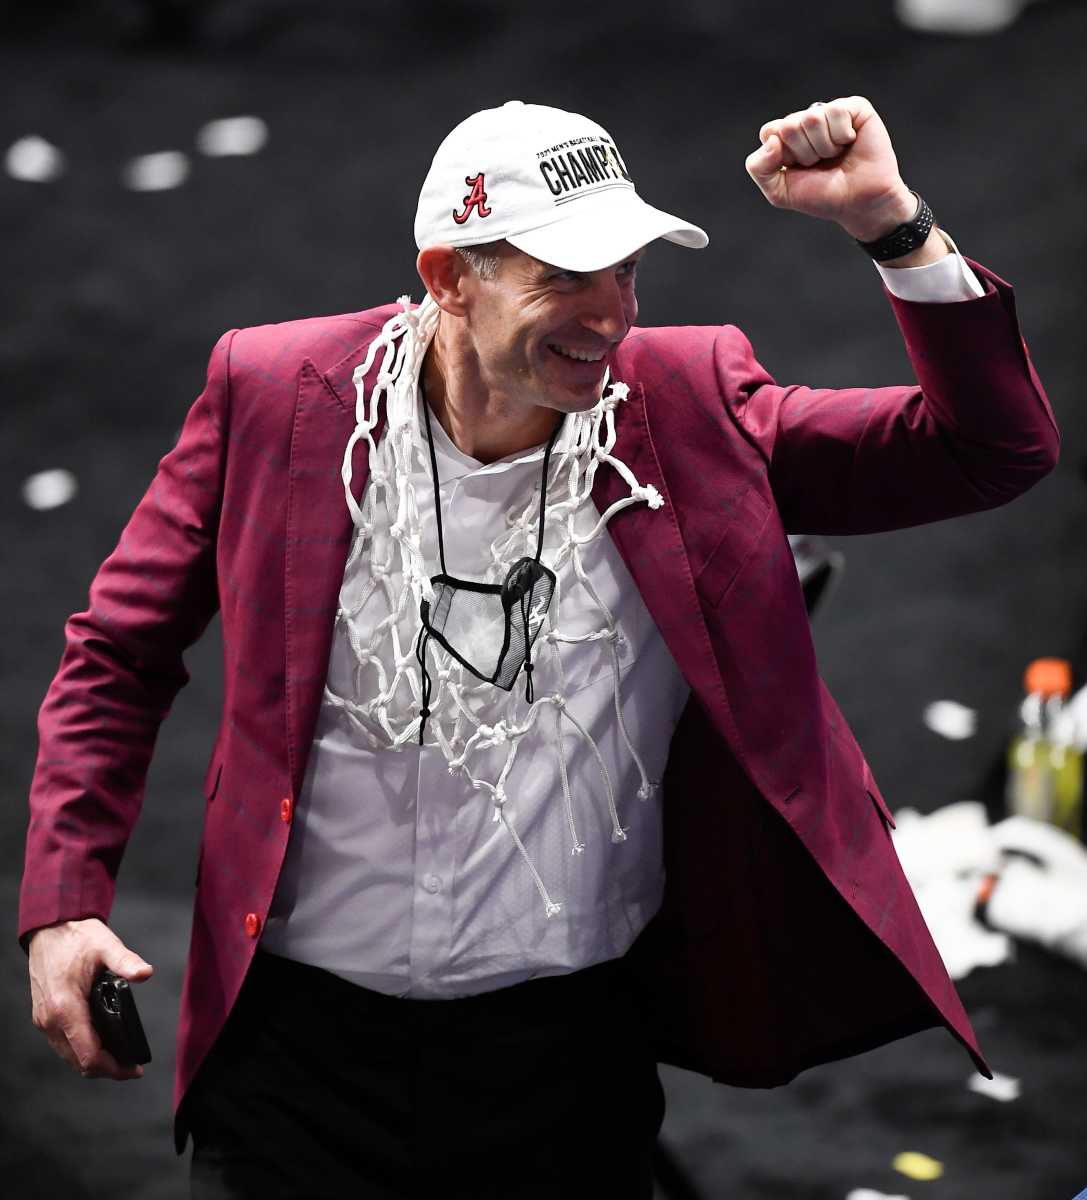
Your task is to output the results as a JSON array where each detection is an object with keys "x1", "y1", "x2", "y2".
[{"x1": 28, "y1": 917, "x2": 153, "y2": 1081}]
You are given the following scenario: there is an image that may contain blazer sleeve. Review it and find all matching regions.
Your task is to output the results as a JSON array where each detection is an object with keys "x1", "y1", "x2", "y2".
[
  {"x1": 17, "y1": 329, "x2": 235, "y2": 954},
  {"x1": 717, "y1": 259, "x2": 1060, "y2": 535}
]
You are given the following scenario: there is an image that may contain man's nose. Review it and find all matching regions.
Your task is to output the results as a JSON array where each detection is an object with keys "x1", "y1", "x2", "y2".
[{"x1": 580, "y1": 274, "x2": 634, "y2": 342}]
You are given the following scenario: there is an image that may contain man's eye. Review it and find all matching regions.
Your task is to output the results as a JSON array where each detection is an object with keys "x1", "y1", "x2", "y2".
[
  {"x1": 618, "y1": 260, "x2": 639, "y2": 277},
  {"x1": 550, "y1": 270, "x2": 580, "y2": 283}
]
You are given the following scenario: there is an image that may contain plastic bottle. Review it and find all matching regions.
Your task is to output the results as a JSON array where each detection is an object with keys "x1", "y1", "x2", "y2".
[
  {"x1": 1006, "y1": 658, "x2": 1083, "y2": 841},
  {"x1": 1050, "y1": 685, "x2": 1085, "y2": 843}
]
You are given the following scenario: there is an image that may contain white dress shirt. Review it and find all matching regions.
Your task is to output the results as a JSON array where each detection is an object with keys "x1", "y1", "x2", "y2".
[{"x1": 260, "y1": 236, "x2": 985, "y2": 997}]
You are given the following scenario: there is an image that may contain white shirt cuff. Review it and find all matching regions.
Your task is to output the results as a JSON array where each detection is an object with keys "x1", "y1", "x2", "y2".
[{"x1": 874, "y1": 228, "x2": 986, "y2": 302}]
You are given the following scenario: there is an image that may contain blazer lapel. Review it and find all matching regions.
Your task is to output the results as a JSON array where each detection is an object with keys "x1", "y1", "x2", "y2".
[
  {"x1": 591, "y1": 384, "x2": 735, "y2": 728},
  {"x1": 284, "y1": 348, "x2": 387, "y2": 800}
]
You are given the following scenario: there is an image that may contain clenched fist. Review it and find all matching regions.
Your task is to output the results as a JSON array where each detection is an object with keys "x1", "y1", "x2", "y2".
[{"x1": 745, "y1": 96, "x2": 921, "y2": 245}]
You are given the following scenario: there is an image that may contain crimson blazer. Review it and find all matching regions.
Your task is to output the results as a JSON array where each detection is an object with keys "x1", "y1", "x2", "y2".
[{"x1": 18, "y1": 260, "x2": 1059, "y2": 1156}]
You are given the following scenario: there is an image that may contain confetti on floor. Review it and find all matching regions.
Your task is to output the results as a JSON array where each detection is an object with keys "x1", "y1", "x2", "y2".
[
  {"x1": 847, "y1": 1190, "x2": 911, "y2": 1200},
  {"x1": 923, "y1": 699, "x2": 977, "y2": 740},
  {"x1": 5, "y1": 135, "x2": 65, "y2": 182},
  {"x1": 967, "y1": 1070, "x2": 1021, "y2": 1102},
  {"x1": 196, "y1": 115, "x2": 268, "y2": 157},
  {"x1": 123, "y1": 151, "x2": 190, "y2": 191},
  {"x1": 892, "y1": 1151, "x2": 945, "y2": 1181},
  {"x1": 22, "y1": 469, "x2": 78, "y2": 511},
  {"x1": 894, "y1": 0, "x2": 1027, "y2": 36}
]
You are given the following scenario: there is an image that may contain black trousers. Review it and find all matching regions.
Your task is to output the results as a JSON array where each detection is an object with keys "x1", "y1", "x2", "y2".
[{"x1": 184, "y1": 947, "x2": 665, "y2": 1199}]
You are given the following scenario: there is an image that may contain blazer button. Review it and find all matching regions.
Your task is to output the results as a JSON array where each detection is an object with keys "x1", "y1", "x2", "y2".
[
  {"x1": 280, "y1": 796, "x2": 293, "y2": 823},
  {"x1": 244, "y1": 912, "x2": 262, "y2": 938}
]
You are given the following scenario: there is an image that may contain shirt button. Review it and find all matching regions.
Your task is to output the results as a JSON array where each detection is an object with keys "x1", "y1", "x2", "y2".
[
  {"x1": 280, "y1": 796, "x2": 293, "y2": 823},
  {"x1": 244, "y1": 912, "x2": 262, "y2": 938},
  {"x1": 423, "y1": 874, "x2": 442, "y2": 894}
]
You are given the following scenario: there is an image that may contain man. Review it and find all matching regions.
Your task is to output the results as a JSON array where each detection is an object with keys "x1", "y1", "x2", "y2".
[{"x1": 21, "y1": 98, "x2": 1058, "y2": 1198}]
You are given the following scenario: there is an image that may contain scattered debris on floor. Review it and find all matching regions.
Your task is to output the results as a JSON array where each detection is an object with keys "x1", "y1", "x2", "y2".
[
  {"x1": 892, "y1": 1150, "x2": 945, "y2": 1181},
  {"x1": 967, "y1": 1070, "x2": 1021, "y2": 1102},
  {"x1": 923, "y1": 699, "x2": 978, "y2": 740},
  {"x1": 22, "y1": 469, "x2": 78, "y2": 511}
]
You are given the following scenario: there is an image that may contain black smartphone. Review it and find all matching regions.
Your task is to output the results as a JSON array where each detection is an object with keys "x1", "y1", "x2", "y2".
[{"x1": 89, "y1": 967, "x2": 152, "y2": 1066}]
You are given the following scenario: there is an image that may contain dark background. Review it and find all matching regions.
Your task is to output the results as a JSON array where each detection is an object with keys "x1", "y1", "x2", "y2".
[{"x1": 3, "y1": 1, "x2": 1086, "y2": 1196}]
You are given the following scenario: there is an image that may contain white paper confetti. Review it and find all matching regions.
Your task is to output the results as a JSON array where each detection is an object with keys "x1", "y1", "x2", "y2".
[
  {"x1": 923, "y1": 699, "x2": 977, "y2": 740},
  {"x1": 894, "y1": 0, "x2": 1024, "y2": 36},
  {"x1": 196, "y1": 115, "x2": 268, "y2": 157},
  {"x1": 5, "y1": 135, "x2": 65, "y2": 182},
  {"x1": 123, "y1": 151, "x2": 190, "y2": 192},
  {"x1": 967, "y1": 1070, "x2": 1020, "y2": 1102},
  {"x1": 847, "y1": 1190, "x2": 910, "y2": 1200},
  {"x1": 23, "y1": 468, "x2": 78, "y2": 510}
]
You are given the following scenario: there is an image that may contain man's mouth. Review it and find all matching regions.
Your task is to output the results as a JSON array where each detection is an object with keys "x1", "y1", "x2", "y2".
[{"x1": 547, "y1": 343, "x2": 607, "y2": 363}]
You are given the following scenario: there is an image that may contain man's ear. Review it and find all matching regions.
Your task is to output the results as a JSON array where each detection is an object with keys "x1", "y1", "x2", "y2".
[{"x1": 417, "y1": 246, "x2": 471, "y2": 317}]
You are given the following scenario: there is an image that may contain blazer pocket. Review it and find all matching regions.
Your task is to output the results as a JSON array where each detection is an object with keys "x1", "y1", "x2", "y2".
[
  {"x1": 692, "y1": 483, "x2": 773, "y2": 609},
  {"x1": 203, "y1": 757, "x2": 223, "y2": 802},
  {"x1": 866, "y1": 786, "x2": 896, "y2": 830},
  {"x1": 861, "y1": 760, "x2": 896, "y2": 829}
]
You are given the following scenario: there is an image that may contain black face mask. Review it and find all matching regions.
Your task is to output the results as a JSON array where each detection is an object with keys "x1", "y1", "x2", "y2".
[{"x1": 414, "y1": 387, "x2": 563, "y2": 745}]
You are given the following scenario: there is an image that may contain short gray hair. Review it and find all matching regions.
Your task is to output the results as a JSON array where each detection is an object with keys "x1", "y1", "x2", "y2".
[{"x1": 455, "y1": 245, "x2": 500, "y2": 281}]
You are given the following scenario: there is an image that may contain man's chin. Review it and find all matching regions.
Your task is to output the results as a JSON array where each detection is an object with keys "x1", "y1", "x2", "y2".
[
  {"x1": 551, "y1": 386, "x2": 607, "y2": 415},
  {"x1": 554, "y1": 369, "x2": 611, "y2": 408}
]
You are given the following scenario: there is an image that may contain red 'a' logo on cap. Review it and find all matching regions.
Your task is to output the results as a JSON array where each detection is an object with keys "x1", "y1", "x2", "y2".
[{"x1": 452, "y1": 173, "x2": 492, "y2": 224}]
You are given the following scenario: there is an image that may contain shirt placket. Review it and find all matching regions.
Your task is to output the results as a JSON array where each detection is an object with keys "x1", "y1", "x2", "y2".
[
  {"x1": 407, "y1": 743, "x2": 459, "y2": 992},
  {"x1": 404, "y1": 411, "x2": 570, "y2": 992}
]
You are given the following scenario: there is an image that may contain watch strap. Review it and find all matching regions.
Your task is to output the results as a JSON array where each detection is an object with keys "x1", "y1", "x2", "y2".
[{"x1": 856, "y1": 190, "x2": 935, "y2": 262}]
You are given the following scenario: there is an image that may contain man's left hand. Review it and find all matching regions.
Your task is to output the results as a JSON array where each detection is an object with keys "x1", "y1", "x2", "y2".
[{"x1": 745, "y1": 96, "x2": 918, "y2": 243}]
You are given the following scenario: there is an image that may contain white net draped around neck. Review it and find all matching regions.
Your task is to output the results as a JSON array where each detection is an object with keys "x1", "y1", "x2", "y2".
[{"x1": 334, "y1": 294, "x2": 665, "y2": 919}]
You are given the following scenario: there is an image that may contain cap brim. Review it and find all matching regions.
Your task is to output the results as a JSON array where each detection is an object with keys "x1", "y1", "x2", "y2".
[{"x1": 505, "y1": 192, "x2": 707, "y2": 272}]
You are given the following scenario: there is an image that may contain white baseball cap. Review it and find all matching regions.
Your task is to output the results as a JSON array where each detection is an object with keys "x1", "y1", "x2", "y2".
[{"x1": 414, "y1": 100, "x2": 708, "y2": 272}]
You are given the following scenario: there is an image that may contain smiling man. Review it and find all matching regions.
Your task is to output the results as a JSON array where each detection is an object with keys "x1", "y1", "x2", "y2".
[
  {"x1": 20, "y1": 99, "x2": 1059, "y2": 1199},
  {"x1": 417, "y1": 240, "x2": 644, "y2": 460}
]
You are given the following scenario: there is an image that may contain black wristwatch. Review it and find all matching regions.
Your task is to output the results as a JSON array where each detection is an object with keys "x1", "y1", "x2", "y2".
[{"x1": 856, "y1": 190, "x2": 935, "y2": 262}]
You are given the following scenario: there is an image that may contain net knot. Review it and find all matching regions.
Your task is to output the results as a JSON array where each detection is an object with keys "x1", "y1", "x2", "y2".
[
  {"x1": 635, "y1": 484, "x2": 663, "y2": 509},
  {"x1": 544, "y1": 902, "x2": 563, "y2": 918},
  {"x1": 609, "y1": 381, "x2": 630, "y2": 402},
  {"x1": 611, "y1": 827, "x2": 629, "y2": 844}
]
